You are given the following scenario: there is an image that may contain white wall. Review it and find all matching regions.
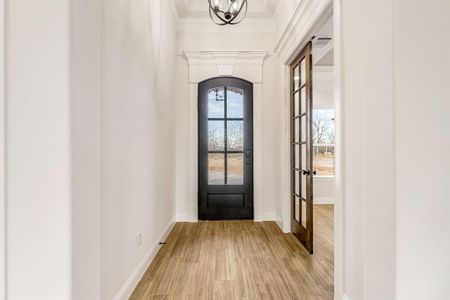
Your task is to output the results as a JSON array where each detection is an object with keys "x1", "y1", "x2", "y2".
[
  {"x1": 340, "y1": 1, "x2": 396, "y2": 298},
  {"x1": 100, "y1": 0, "x2": 177, "y2": 298},
  {"x1": 339, "y1": 0, "x2": 450, "y2": 299},
  {"x1": 5, "y1": 0, "x2": 72, "y2": 298},
  {"x1": 174, "y1": 29, "x2": 283, "y2": 222},
  {"x1": 71, "y1": 0, "x2": 102, "y2": 298},
  {"x1": 394, "y1": 1, "x2": 450, "y2": 298},
  {"x1": 5, "y1": 0, "x2": 177, "y2": 298},
  {"x1": 0, "y1": 0, "x2": 5, "y2": 297}
]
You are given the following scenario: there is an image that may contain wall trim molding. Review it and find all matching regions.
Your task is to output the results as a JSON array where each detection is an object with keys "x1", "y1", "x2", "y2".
[
  {"x1": 112, "y1": 217, "x2": 176, "y2": 300},
  {"x1": 182, "y1": 50, "x2": 268, "y2": 222},
  {"x1": 183, "y1": 51, "x2": 268, "y2": 83},
  {"x1": 175, "y1": 213, "x2": 189, "y2": 222},
  {"x1": 0, "y1": 0, "x2": 5, "y2": 296},
  {"x1": 262, "y1": 212, "x2": 277, "y2": 221}
]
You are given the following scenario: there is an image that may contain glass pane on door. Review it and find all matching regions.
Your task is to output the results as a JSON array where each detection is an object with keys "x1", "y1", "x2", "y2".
[
  {"x1": 294, "y1": 65, "x2": 300, "y2": 90},
  {"x1": 295, "y1": 144, "x2": 300, "y2": 169},
  {"x1": 207, "y1": 86, "x2": 246, "y2": 187},
  {"x1": 301, "y1": 173, "x2": 306, "y2": 198},
  {"x1": 301, "y1": 87, "x2": 306, "y2": 114},
  {"x1": 227, "y1": 121, "x2": 243, "y2": 152},
  {"x1": 208, "y1": 153, "x2": 225, "y2": 185},
  {"x1": 227, "y1": 87, "x2": 244, "y2": 118},
  {"x1": 208, "y1": 87, "x2": 225, "y2": 118},
  {"x1": 301, "y1": 200, "x2": 307, "y2": 227},
  {"x1": 295, "y1": 196, "x2": 300, "y2": 222},
  {"x1": 300, "y1": 59, "x2": 306, "y2": 86},
  {"x1": 208, "y1": 121, "x2": 225, "y2": 151},
  {"x1": 227, "y1": 153, "x2": 244, "y2": 185}
]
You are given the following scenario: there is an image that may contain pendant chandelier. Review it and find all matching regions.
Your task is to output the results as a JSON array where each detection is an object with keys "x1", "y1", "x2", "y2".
[{"x1": 208, "y1": 0, "x2": 248, "y2": 26}]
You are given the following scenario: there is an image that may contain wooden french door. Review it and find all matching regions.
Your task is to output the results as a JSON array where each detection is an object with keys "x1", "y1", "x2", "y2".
[
  {"x1": 198, "y1": 77, "x2": 254, "y2": 220},
  {"x1": 290, "y1": 42, "x2": 315, "y2": 253}
]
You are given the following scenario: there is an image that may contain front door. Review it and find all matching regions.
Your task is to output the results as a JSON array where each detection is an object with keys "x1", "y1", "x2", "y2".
[
  {"x1": 290, "y1": 42, "x2": 315, "y2": 253},
  {"x1": 198, "y1": 77, "x2": 253, "y2": 220}
]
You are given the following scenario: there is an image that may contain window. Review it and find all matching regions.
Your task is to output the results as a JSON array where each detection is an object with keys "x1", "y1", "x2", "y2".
[{"x1": 313, "y1": 108, "x2": 335, "y2": 176}]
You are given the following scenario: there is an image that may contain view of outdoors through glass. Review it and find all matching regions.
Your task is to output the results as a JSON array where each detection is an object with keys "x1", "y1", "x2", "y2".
[
  {"x1": 208, "y1": 87, "x2": 244, "y2": 185},
  {"x1": 313, "y1": 108, "x2": 335, "y2": 175}
]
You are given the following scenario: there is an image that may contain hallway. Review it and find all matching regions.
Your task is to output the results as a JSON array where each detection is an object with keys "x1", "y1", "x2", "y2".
[
  {"x1": 2, "y1": 0, "x2": 450, "y2": 298},
  {"x1": 130, "y1": 205, "x2": 333, "y2": 299}
]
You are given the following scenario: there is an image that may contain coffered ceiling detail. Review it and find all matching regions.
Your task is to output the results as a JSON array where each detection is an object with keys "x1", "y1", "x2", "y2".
[{"x1": 173, "y1": 0, "x2": 280, "y2": 18}]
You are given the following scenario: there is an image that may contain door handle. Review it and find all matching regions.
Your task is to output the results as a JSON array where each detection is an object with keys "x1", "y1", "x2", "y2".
[
  {"x1": 302, "y1": 170, "x2": 317, "y2": 176},
  {"x1": 245, "y1": 149, "x2": 252, "y2": 165}
]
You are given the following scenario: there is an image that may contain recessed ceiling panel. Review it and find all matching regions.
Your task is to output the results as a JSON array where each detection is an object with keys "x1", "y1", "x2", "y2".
[{"x1": 174, "y1": 0, "x2": 280, "y2": 18}]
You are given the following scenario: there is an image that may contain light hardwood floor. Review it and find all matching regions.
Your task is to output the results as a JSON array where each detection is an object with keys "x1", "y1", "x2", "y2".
[{"x1": 130, "y1": 205, "x2": 334, "y2": 300}]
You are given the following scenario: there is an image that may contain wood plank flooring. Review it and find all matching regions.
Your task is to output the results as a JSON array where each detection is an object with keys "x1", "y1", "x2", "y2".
[{"x1": 130, "y1": 205, "x2": 334, "y2": 300}]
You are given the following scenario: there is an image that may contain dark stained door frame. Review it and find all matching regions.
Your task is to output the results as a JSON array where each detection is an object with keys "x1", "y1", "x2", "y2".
[
  {"x1": 198, "y1": 77, "x2": 254, "y2": 220},
  {"x1": 290, "y1": 42, "x2": 314, "y2": 253}
]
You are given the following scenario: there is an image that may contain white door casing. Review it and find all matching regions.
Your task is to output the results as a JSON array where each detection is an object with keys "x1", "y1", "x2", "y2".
[{"x1": 183, "y1": 51, "x2": 267, "y2": 222}]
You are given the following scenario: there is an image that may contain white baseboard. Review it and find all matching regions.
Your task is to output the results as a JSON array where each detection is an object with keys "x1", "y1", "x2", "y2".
[
  {"x1": 263, "y1": 213, "x2": 285, "y2": 233},
  {"x1": 175, "y1": 213, "x2": 190, "y2": 222},
  {"x1": 275, "y1": 214, "x2": 284, "y2": 232},
  {"x1": 113, "y1": 217, "x2": 176, "y2": 300},
  {"x1": 262, "y1": 212, "x2": 277, "y2": 221},
  {"x1": 314, "y1": 197, "x2": 334, "y2": 204}
]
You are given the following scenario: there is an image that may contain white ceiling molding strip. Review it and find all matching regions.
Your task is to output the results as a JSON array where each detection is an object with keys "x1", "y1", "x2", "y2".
[{"x1": 274, "y1": 0, "x2": 332, "y2": 64}]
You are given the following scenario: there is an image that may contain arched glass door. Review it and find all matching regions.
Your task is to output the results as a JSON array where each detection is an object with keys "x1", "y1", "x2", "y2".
[{"x1": 198, "y1": 77, "x2": 253, "y2": 220}]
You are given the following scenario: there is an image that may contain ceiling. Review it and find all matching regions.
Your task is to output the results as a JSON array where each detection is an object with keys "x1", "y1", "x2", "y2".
[{"x1": 173, "y1": 0, "x2": 280, "y2": 19}]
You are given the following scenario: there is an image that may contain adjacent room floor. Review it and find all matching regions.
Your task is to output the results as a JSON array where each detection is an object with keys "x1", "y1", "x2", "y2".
[{"x1": 131, "y1": 205, "x2": 334, "y2": 300}]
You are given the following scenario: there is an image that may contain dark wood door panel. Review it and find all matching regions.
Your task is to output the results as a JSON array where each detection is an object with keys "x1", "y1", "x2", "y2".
[{"x1": 290, "y1": 42, "x2": 314, "y2": 253}]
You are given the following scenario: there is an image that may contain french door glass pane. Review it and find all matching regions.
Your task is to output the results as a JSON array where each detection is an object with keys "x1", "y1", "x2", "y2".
[
  {"x1": 301, "y1": 144, "x2": 307, "y2": 170},
  {"x1": 227, "y1": 153, "x2": 244, "y2": 185},
  {"x1": 301, "y1": 87, "x2": 306, "y2": 115},
  {"x1": 300, "y1": 59, "x2": 306, "y2": 86},
  {"x1": 301, "y1": 116, "x2": 306, "y2": 143},
  {"x1": 208, "y1": 87, "x2": 225, "y2": 118},
  {"x1": 208, "y1": 153, "x2": 225, "y2": 185},
  {"x1": 301, "y1": 199, "x2": 307, "y2": 227},
  {"x1": 301, "y1": 173, "x2": 306, "y2": 198},
  {"x1": 227, "y1": 121, "x2": 243, "y2": 151},
  {"x1": 227, "y1": 87, "x2": 244, "y2": 118},
  {"x1": 295, "y1": 171, "x2": 300, "y2": 196},
  {"x1": 295, "y1": 196, "x2": 300, "y2": 222},
  {"x1": 294, "y1": 65, "x2": 300, "y2": 90},
  {"x1": 294, "y1": 92, "x2": 299, "y2": 116},
  {"x1": 208, "y1": 121, "x2": 225, "y2": 151},
  {"x1": 295, "y1": 119, "x2": 300, "y2": 143},
  {"x1": 295, "y1": 144, "x2": 300, "y2": 169}
]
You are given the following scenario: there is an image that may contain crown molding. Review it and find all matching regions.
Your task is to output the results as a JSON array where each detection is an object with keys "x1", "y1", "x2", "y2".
[
  {"x1": 184, "y1": 51, "x2": 268, "y2": 66},
  {"x1": 274, "y1": 0, "x2": 332, "y2": 64}
]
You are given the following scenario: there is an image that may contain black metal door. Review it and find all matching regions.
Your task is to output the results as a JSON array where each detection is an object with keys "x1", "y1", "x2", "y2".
[{"x1": 198, "y1": 77, "x2": 253, "y2": 220}]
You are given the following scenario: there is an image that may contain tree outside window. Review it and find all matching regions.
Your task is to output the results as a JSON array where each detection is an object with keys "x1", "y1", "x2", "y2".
[{"x1": 312, "y1": 109, "x2": 335, "y2": 176}]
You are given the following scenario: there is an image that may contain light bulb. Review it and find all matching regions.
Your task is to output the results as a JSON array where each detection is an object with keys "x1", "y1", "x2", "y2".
[
  {"x1": 231, "y1": 0, "x2": 239, "y2": 13},
  {"x1": 212, "y1": 0, "x2": 220, "y2": 10}
]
